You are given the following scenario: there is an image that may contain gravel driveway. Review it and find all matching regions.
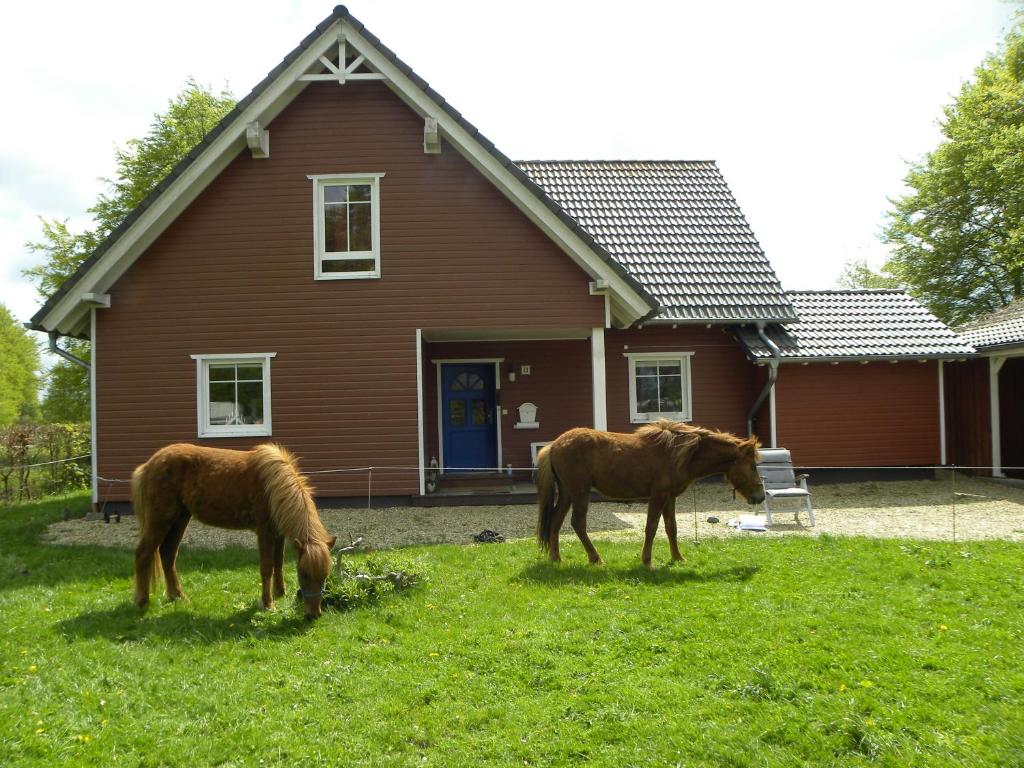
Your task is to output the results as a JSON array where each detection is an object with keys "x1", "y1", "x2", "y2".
[{"x1": 42, "y1": 476, "x2": 1024, "y2": 551}]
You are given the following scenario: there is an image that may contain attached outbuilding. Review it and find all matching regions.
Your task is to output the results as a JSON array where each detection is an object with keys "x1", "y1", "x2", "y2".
[
  {"x1": 949, "y1": 299, "x2": 1024, "y2": 478},
  {"x1": 735, "y1": 291, "x2": 975, "y2": 470}
]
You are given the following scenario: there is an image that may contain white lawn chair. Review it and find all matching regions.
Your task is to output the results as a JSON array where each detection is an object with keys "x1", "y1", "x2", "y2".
[{"x1": 757, "y1": 448, "x2": 814, "y2": 527}]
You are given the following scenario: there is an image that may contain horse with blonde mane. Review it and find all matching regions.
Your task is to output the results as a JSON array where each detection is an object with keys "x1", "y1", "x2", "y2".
[
  {"x1": 537, "y1": 420, "x2": 765, "y2": 566},
  {"x1": 132, "y1": 443, "x2": 336, "y2": 619}
]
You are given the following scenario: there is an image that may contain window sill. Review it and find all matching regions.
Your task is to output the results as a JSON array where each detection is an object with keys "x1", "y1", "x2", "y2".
[
  {"x1": 630, "y1": 415, "x2": 692, "y2": 424},
  {"x1": 198, "y1": 427, "x2": 272, "y2": 439},
  {"x1": 314, "y1": 272, "x2": 381, "y2": 281}
]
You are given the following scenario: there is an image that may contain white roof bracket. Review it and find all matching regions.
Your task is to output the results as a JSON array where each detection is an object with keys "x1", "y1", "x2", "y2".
[{"x1": 245, "y1": 121, "x2": 270, "y2": 159}]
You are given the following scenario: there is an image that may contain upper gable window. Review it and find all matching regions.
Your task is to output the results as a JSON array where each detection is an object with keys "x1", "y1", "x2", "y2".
[{"x1": 309, "y1": 173, "x2": 384, "y2": 280}]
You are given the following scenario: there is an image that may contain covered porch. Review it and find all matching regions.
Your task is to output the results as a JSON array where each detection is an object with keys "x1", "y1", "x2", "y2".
[{"x1": 415, "y1": 327, "x2": 608, "y2": 495}]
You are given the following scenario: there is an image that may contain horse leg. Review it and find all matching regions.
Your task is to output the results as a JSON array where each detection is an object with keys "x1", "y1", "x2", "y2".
[
  {"x1": 662, "y1": 496, "x2": 685, "y2": 563},
  {"x1": 546, "y1": 489, "x2": 572, "y2": 562},
  {"x1": 159, "y1": 510, "x2": 192, "y2": 600},
  {"x1": 272, "y1": 535, "x2": 286, "y2": 599},
  {"x1": 641, "y1": 494, "x2": 668, "y2": 567},
  {"x1": 257, "y1": 528, "x2": 275, "y2": 610},
  {"x1": 133, "y1": 506, "x2": 174, "y2": 608},
  {"x1": 133, "y1": 533, "x2": 160, "y2": 608},
  {"x1": 570, "y1": 492, "x2": 603, "y2": 565}
]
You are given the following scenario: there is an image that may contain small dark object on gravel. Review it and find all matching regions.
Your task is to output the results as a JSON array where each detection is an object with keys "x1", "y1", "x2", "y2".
[
  {"x1": 473, "y1": 529, "x2": 505, "y2": 543},
  {"x1": 706, "y1": 516, "x2": 720, "y2": 524}
]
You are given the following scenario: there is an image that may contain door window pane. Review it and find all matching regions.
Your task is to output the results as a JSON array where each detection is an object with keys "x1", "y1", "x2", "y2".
[
  {"x1": 471, "y1": 399, "x2": 487, "y2": 426},
  {"x1": 449, "y1": 400, "x2": 466, "y2": 427}
]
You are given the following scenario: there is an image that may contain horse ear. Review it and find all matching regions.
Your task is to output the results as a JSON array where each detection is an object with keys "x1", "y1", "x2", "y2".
[
  {"x1": 739, "y1": 437, "x2": 761, "y2": 458},
  {"x1": 292, "y1": 538, "x2": 304, "y2": 553},
  {"x1": 326, "y1": 536, "x2": 337, "y2": 550}
]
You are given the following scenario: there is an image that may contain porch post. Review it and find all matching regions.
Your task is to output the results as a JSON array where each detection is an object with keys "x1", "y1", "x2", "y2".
[
  {"x1": 938, "y1": 360, "x2": 946, "y2": 466},
  {"x1": 990, "y1": 356, "x2": 1006, "y2": 477},
  {"x1": 769, "y1": 375, "x2": 777, "y2": 448},
  {"x1": 591, "y1": 327, "x2": 607, "y2": 430}
]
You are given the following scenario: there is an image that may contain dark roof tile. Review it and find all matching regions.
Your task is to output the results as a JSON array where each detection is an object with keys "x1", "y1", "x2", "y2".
[{"x1": 735, "y1": 290, "x2": 975, "y2": 360}]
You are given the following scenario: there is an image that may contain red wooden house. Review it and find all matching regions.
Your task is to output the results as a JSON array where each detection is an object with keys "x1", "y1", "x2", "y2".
[{"x1": 29, "y1": 7, "x2": 975, "y2": 506}]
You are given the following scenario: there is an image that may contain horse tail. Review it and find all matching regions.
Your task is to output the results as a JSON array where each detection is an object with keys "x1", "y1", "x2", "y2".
[
  {"x1": 131, "y1": 461, "x2": 162, "y2": 594},
  {"x1": 536, "y1": 445, "x2": 558, "y2": 551},
  {"x1": 250, "y1": 444, "x2": 326, "y2": 544}
]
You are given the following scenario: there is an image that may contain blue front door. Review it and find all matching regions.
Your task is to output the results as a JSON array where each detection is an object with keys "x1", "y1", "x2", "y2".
[{"x1": 442, "y1": 364, "x2": 497, "y2": 471}]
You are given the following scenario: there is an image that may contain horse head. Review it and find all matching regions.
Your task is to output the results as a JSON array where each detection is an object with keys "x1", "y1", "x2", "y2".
[
  {"x1": 293, "y1": 535, "x2": 336, "y2": 620},
  {"x1": 725, "y1": 437, "x2": 765, "y2": 505}
]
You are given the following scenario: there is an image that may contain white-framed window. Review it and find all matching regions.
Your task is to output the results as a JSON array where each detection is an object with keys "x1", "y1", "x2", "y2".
[
  {"x1": 625, "y1": 352, "x2": 694, "y2": 423},
  {"x1": 191, "y1": 353, "x2": 277, "y2": 438},
  {"x1": 308, "y1": 173, "x2": 384, "y2": 280}
]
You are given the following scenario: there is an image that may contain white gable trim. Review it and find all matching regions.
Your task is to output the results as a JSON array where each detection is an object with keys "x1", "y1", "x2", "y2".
[{"x1": 37, "y1": 17, "x2": 655, "y2": 336}]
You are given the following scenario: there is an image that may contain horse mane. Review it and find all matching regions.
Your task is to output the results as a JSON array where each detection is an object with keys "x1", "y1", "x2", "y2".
[
  {"x1": 635, "y1": 419, "x2": 760, "y2": 469},
  {"x1": 249, "y1": 444, "x2": 329, "y2": 545}
]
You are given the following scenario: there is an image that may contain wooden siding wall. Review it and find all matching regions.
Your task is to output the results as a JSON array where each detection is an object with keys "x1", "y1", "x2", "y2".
[
  {"x1": 423, "y1": 340, "x2": 593, "y2": 475},
  {"x1": 774, "y1": 361, "x2": 941, "y2": 468},
  {"x1": 605, "y1": 326, "x2": 758, "y2": 437},
  {"x1": 943, "y1": 359, "x2": 992, "y2": 473},
  {"x1": 999, "y1": 357, "x2": 1024, "y2": 477},
  {"x1": 96, "y1": 81, "x2": 605, "y2": 500}
]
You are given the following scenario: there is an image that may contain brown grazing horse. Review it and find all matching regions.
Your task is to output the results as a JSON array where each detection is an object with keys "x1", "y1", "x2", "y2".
[
  {"x1": 537, "y1": 420, "x2": 765, "y2": 566},
  {"x1": 132, "y1": 443, "x2": 336, "y2": 619}
]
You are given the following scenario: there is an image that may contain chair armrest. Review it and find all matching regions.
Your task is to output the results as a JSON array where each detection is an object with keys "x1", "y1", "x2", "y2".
[{"x1": 797, "y1": 474, "x2": 809, "y2": 491}]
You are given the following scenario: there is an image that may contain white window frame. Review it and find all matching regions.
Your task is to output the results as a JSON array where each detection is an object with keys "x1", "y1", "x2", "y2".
[
  {"x1": 309, "y1": 173, "x2": 384, "y2": 280},
  {"x1": 191, "y1": 353, "x2": 277, "y2": 438},
  {"x1": 625, "y1": 351, "x2": 694, "y2": 423}
]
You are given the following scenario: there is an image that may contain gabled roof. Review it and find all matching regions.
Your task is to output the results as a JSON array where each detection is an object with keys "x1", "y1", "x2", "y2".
[
  {"x1": 957, "y1": 298, "x2": 1024, "y2": 351},
  {"x1": 517, "y1": 161, "x2": 797, "y2": 323},
  {"x1": 735, "y1": 290, "x2": 975, "y2": 361},
  {"x1": 29, "y1": 5, "x2": 658, "y2": 336}
]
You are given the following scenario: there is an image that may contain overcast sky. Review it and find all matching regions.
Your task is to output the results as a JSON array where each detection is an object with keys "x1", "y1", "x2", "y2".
[{"x1": 0, "y1": 0, "x2": 1017, "y2": 331}]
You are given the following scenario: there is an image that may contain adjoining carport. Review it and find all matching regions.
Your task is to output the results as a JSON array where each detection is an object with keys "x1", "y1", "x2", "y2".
[{"x1": 957, "y1": 299, "x2": 1024, "y2": 478}]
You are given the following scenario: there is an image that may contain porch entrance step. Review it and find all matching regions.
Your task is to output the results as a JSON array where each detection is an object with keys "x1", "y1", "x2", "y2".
[{"x1": 436, "y1": 472, "x2": 514, "y2": 493}]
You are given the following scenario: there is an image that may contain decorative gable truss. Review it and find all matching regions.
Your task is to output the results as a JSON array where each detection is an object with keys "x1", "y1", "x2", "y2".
[
  {"x1": 299, "y1": 33, "x2": 387, "y2": 86},
  {"x1": 30, "y1": 7, "x2": 656, "y2": 338}
]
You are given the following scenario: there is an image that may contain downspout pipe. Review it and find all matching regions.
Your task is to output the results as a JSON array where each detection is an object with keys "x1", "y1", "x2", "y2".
[
  {"x1": 48, "y1": 331, "x2": 90, "y2": 371},
  {"x1": 746, "y1": 323, "x2": 781, "y2": 440}
]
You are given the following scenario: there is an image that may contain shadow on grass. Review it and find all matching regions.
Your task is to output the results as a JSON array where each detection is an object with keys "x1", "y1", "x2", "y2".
[
  {"x1": 57, "y1": 601, "x2": 314, "y2": 644},
  {"x1": 516, "y1": 560, "x2": 759, "y2": 586},
  {"x1": 1, "y1": 541, "x2": 264, "y2": 594}
]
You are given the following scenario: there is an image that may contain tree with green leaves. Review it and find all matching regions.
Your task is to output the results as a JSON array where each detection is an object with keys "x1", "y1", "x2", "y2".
[
  {"x1": 835, "y1": 258, "x2": 902, "y2": 291},
  {"x1": 0, "y1": 303, "x2": 40, "y2": 424},
  {"x1": 875, "y1": 20, "x2": 1024, "y2": 326},
  {"x1": 24, "y1": 80, "x2": 235, "y2": 423}
]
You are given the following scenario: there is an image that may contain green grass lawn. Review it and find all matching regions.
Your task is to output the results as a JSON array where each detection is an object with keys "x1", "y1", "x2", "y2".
[{"x1": 2, "y1": 494, "x2": 1023, "y2": 767}]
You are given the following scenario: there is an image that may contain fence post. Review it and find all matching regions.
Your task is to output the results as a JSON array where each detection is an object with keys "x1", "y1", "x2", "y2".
[
  {"x1": 367, "y1": 467, "x2": 373, "y2": 510},
  {"x1": 692, "y1": 487, "x2": 699, "y2": 544},
  {"x1": 950, "y1": 465, "x2": 957, "y2": 545}
]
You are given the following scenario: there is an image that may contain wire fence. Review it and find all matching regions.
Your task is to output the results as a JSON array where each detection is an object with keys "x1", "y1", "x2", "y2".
[{"x1": 40, "y1": 460, "x2": 1012, "y2": 544}]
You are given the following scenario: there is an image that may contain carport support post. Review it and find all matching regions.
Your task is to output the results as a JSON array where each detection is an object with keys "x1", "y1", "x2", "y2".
[
  {"x1": 591, "y1": 327, "x2": 607, "y2": 431},
  {"x1": 990, "y1": 356, "x2": 1006, "y2": 478}
]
